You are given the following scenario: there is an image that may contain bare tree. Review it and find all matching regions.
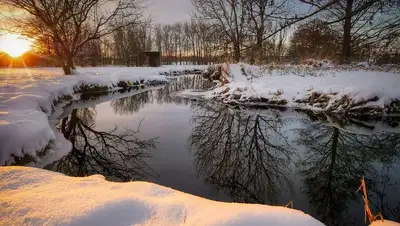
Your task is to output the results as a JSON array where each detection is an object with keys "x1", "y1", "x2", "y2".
[
  {"x1": 192, "y1": 0, "x2": 247, "y2": 62},
  {"x1": 1, "y1": 0, "x2": 143, "y2": 74},
  {"x1": 112, "y1": 19, "x2": 152, "y2": 66},
  {"x1": 190, "y1": 0, "x2": 351, "y2": 63},
  {"x1": 151, "y1": 20, "x2": 243, "y2": 65},
  {"x1": 242, "y1": 0, "x2": 289, "y2": 63},
  {"x1": 78, "y1": 39, "x2": 102, "y2": 66},
  {"x1": 299, "y1": 0, "x2": 399, "y2": 63},
  {"x1": 172, "y1": 23, "x2": 183, "y2": 64},
  {"x1": 288, "y1": 19, "x2": 341, "y2": 61},
  {"x1": 153, "y1": 23, "x2": 163, "y2": 53},
  {"x1": 266, "y1": 25, "x2": 288, "y2": 62},
  {"x1": 162, "y1": 24, "x2": 173, "y2": 64},
  {"x1": 183, "y1": 21, "x2": 198, "y2": 63}
]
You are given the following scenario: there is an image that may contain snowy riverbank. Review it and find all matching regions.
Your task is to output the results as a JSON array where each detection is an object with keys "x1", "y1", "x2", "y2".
[
  {"x1": 2, "y1": 64, "x2": 399, "y2": 165},
  {"x1": 180, "y1": 64, "x2": 400, "y2": 117},
  {"x1": 1, "y1": 65, "x2": 399, "y2": 226},
  {"x1": 0, "y1": 166, "x2": 324, "y2": 226},
  {"x1": 0, "y1": 66, "x2": 205, "y2": 165}
]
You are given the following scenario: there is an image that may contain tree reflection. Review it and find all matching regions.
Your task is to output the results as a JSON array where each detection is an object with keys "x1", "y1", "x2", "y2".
[
  {"x1": 110, "y1": 75, "x2": 210, "y2": 115},
  {"x1": 298, "y1": 120, "x2": 400, "y2": 225},
  {"x1": 368, "y1": 166, "x2": 400, "y2": 223},
  {"x1": 46, "y1": 107, "x2": 157, "y2": 181},
  {"x1": 189, "y1": 102, "x2": 294, "y2": 204},
  {"x1": 111, "y1": 90, "x2": 155, "y2": 115},
  {"x1": 364, "y1": 132, "x2": 400, "y2": 223}
]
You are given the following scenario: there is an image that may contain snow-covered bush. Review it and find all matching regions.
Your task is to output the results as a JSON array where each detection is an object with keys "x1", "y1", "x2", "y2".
[{"x1": 302, "y1": 59, "x2": 334, "y2": 68}]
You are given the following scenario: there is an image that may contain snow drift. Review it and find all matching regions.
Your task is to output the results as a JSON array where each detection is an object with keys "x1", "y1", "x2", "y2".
[{"x1": 0, "y1": 166, "x2": 324, "y2": 226}]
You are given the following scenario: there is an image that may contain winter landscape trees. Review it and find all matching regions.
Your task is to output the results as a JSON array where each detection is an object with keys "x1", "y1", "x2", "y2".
[
  {"x1": 1, "y1": 0, "x2": 143, "y2": 74},
  {"x1": 1, "y1": 1, "x2": 400, "y2": 225},
  {"x1": 288, "y1": 20, "x2": 340, "y2": 61},
  {"x1": 299, "y1": 0, "x2": 400, "y2": 63},
  {"x1": 0, "y1": 0, "x2": 399, "y2": 72}
]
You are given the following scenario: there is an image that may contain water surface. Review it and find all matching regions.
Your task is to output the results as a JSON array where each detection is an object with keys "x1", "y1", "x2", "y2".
[{"x1": 18, "y1": 76, "x2": 400, "y2": 225}]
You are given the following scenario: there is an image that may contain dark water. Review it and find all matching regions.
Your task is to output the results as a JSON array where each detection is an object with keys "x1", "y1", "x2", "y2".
[{"x1": 25, "y1": 76, "x2": 400, "y2": 225}]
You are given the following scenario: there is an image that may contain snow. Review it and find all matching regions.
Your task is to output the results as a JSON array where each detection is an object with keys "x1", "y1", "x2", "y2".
[
  {"x1": 2, "y1": 64, "x2": 391, "y2": 162},
  {"x1": 303, "y1": 59, "x2": 334, "y2": 68},
  {"x1": 182, "y1": 64, "x2": 400, "y2": 113},
  {"x1": 0, "y1": 110, "x2": 54, "y2": 164},
  {"x1": 0, "y1": 166, "x2": 324, "y2": 226},
  {"x1": 0, "y1": 66, "x2": 206, "y2": 165},
  {"x1": 371, "y1": 220, "x2": 400, "y2": 226},
  {"x1": 357, "y1": 61, "x2": 370, "y2": 68}
]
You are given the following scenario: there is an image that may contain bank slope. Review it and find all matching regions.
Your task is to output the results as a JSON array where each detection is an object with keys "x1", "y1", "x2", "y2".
[
  {"x1": 183, "y1": 64, "x2": 400, "y2": 116},
  {"x1": 0, "y1": 166, "x2": 324, "y2": 226}
]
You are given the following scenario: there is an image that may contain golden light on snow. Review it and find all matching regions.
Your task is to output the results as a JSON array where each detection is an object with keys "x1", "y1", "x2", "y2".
[
  {"x1": 0, "y1": 33, "x2": 32, "y2": 57},
  {"x1": 0, "y1": 120, "x2": 9, "y2": 125}
]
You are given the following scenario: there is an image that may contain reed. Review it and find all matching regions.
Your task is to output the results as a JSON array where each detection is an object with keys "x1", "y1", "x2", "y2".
[{"x1": 356, "y1": 176, "x2": 384, "y2": 224}]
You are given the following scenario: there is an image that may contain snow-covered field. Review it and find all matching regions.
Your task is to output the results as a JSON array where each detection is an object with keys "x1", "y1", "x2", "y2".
[
  {"x1": 180, "y1": 64, "x2": 400, "y2": 115},
  {"x1": 0, "y1": 166, "x2": 324, "y2": 226},
  {"x1": 0, "y1": 66, "x2": 205, "y2": 165}
]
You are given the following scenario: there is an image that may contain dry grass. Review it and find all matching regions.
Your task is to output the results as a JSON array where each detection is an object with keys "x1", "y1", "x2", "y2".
[
  {"x1": 356, "y1": 176, "x2": 384, "y2": 224},
  {"x1": 285, "y1": 201, "x2": 293, "y2": 209}
]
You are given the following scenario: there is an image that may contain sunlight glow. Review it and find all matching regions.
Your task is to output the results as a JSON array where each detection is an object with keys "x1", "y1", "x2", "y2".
[{"x1": 0, "y1": 33, "x2": 32, "y2": 57}]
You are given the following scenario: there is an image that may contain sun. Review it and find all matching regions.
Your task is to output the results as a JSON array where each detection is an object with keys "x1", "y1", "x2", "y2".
[{"x1": 0, "y1": 33, "x2": 32, "y2": 58}]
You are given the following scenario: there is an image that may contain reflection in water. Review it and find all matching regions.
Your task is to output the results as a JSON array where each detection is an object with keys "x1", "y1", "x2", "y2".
[
  {"x1": 362, "y1": 131, "x2": 400, "y2": 223},
  {"x1": 47, "y1": 75, "x2": 210, "y2": 181},
  {"x1": 10, "y1": 73, "x2": 400, "y2": 226},
  {"x1": 46, "y1": 107, "x2": 157, "y2": 181},
  {"x1": 111, "y1": 89, "x2": 155, "y2": 115},
  {"x1": 189, "y1": 100, "x2": 400, "y2": 225},
  {"x1": 298, "y1": 124, "x2": 365, "y2": 225},
  {"x1": 369, "y1": 166, "x2": 400, "y2": 223},
  {"x1": 297, "y1": 120, "x2": 400, "y2": 225},
  {"x1": 111, "y1": 75, "x2": 211, "y2": 115},
  {"x1": 189, "y1": 102, "x2": 294, "y2": 204}
]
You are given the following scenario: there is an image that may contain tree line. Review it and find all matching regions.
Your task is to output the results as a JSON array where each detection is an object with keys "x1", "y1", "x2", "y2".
[{"x1": 0, "y1": 0, "x2": 399, "y2": 74}]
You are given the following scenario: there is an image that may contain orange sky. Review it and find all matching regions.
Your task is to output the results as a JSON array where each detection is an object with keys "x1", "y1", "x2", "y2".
[
  {"x1": 0, "y1": 0, "x2": 193, "y2": 46},
  {"x1": 0, "y1": 5, "x2": 25, "y2": 35}
]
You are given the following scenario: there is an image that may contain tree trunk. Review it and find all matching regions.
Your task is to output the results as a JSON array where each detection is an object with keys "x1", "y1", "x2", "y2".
[
  {"x1": 256, "y1": 30, "x2": 264, "y2": 64},
  {"x1": 233, "y1": 42, "x2": 241, "y2": 63},
  {"x1": 258, "y1": 42, "x2": 264, "y2": 64},
  {"x1": 62, "y1": 54, "x2": 75, "y2": 75},
  {"x1": 340, "y1": 0, "x2": 354, "y2": 64},
  {"x1": 327, "y1": 128, "x2": 339, "y2": 188},
  {"x1": 62, "y1": 109, "x2": 79, "y2": 138},
  {"x1": 62, "y1": 64, "x2": 72, "y2": 75}
]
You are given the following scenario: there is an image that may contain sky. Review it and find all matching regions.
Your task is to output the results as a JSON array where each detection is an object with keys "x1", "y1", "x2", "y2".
[
  {"x1": 0, "y1": 0, "x2": 194, "y2": 45},
  {"x1": 0, "y1": 0, "x2": 311, "y2": 46},
  {"x1": 144, "y1": 0, "x2": 193, "y2": 24},
  {"x1": 0, "y1": 0, "x2": 194, "y2": 27}
]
